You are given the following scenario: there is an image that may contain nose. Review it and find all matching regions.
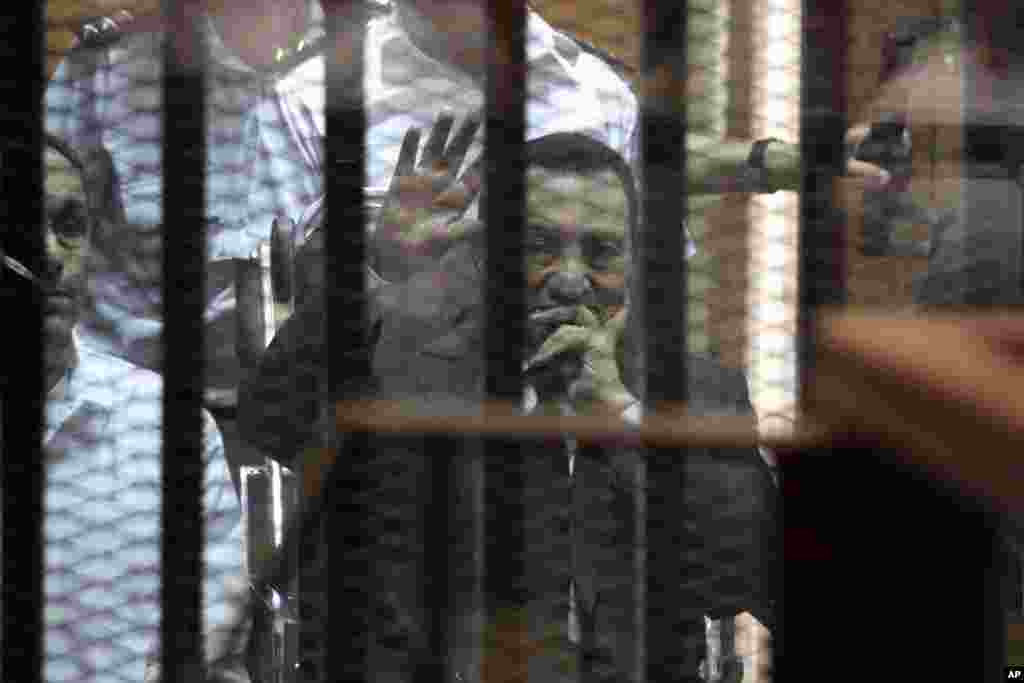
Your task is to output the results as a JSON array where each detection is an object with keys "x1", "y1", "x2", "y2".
[{"x1": 545, "y1": 270, "x2": 591, "y2": 304}]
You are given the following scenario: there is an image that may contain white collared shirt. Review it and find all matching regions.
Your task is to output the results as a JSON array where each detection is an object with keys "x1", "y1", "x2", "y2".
[
  {"x1": 0, "y1": 343, "x2": 243, "y2": 683},
  {"x1": 277, "y1": 8, "x2": 638, "y2": 188}
]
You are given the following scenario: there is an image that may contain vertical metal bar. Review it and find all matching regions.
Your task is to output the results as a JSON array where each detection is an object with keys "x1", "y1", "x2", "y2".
[
  {"x1": 419, "y1": 436, "x2": 453, "y2": 683},
  {"x1": 483, "y1": 0, "x2": 528, "y2": 679},
  {"x1": 322, "y1": 2, "x2": 370, "y2": 682},
  {"x1": 0, "y1": 3, "x2": 45, "y2": 683},
  {"x1": 633, "y1": 455, "x2": 647, "y2": 683},
  {"x1": 796, "y1": 0, "x2": 847, "y2": 394},
  {"x1": 785, "y1": 1, "x2": 849, "y2": 678},
  {"x1": 963, "y1": 1, "x2": 1012, "y2": 677},
  {"x1": 464, "y1": 440, "x2": 487, "y2": 683},
  {"x1": 640, "y1": 2, "x2": 694, "y2": 681},
  {"x1": 984, "y1": 522, "x2": 1011, "y2": 680},
  {"x1": 483, "y1": 0, "x2": 527, "y2": 397},
  {"x1": 160, "y1": 1, "x2": 207, "y2": 680}
]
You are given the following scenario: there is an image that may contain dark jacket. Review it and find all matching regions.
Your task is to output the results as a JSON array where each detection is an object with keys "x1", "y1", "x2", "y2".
[{"x1": 237, "y1": 244, "x2": 777, "y2": 682}]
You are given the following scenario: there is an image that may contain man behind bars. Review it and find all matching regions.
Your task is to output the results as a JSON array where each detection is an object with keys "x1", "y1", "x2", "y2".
[
  {"x1": 42, "y1": 0, "x2": 644, "y2": 415},
  {"x1": 44, "y1": 0, "x2": 886, "y2": 401},
  {"x1": 238, "y1": 129, "x2": 777, "y2": 683},
  {"x1": 0, "y1": 134, "x2": 244, "y2": 683}
]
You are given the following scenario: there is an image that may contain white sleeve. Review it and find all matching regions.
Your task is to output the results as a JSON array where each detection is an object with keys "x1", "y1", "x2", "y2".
[
  {"x1": 201, "y1": 409, "x2": 245, "y2": 636},
  {"x1": 45, "y1": 51, "x2": 103, "y2": 149}
]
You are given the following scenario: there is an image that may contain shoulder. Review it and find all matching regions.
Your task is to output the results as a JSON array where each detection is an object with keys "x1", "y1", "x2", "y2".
[
  {"x1": 367, "y1": 10, "x2": 404, "y2": 47},
  {"x1": 51, "y1": 11, "x2": 165, "y2": 86},
  {"x1": 72, "y1": 343, "x2": 164, "y2": 406},
  {"x1": 526, "y1": 11, "x2": 635, "y2": 100},
  {"x1": 72, "y1": 344, "x2": 226, "y2": 453},
  {"x1": 523, "y1": 11, "x2": 637, "y2": 157}
]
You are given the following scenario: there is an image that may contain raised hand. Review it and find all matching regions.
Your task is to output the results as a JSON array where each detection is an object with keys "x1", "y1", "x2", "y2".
[{"x1": 372, "y1": 110, "x2": 484, "y2": 283}]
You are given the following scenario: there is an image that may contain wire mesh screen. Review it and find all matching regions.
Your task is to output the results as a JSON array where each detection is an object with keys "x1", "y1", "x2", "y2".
[{"x1": 19, "y1": 0, "x2": 997, "y2": 680}]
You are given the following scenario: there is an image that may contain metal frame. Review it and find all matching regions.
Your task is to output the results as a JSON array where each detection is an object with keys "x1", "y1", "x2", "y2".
[
  {"x1": 160, "y1": 1, "x2": 207, "y2": 679},
  {"x1": 2, "y1": 1, "x2": 1015, "y2": 682},
  {"x1": 1, "y1": 3, "x2": 45, "y2": 683}
]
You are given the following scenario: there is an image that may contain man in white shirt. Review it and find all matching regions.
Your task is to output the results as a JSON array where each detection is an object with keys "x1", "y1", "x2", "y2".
[
  {"x1": 0, "y1": 134, "x2": 243, "y2": 683},
  {"x1": 282, "y1": 0, "x2": 639, "y2": 182},
  {"x1": 46, "y1": 1, "x2": 327, "y2": 398}
]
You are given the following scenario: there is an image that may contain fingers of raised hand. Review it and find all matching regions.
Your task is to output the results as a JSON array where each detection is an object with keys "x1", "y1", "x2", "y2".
[
  {"x1": 420, "y1": 111, "x2": 481, "y2": 183},
  {"x1": 393, "y1": 127, "x2": 422, "y2": 181},
  {"x1": 443, "y1": 112, "x2": 481, "y2": 176},
  {"x1": 452, "y1": 154, "x2": 485, "y2": 208},
  {"x1": 420, "y1": 111, "x2": 456, "y2": 170}
]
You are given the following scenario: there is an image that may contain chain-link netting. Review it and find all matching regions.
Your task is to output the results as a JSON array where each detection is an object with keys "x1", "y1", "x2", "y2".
[{"x1": 23, "y1": 0, "x2": 1023, "y2": 681}]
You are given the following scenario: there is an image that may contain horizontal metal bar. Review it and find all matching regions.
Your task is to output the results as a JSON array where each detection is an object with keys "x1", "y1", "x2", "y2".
[{"x1": 334, "y1": 400, "x2": 830, "y2": 449}]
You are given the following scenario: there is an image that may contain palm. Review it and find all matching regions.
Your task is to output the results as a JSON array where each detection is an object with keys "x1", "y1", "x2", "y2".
[{"x1": 372, "y1": 111, "x2": 483, "y2": 283}]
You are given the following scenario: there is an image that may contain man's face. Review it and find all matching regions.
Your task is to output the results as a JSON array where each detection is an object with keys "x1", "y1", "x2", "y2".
[
  {"x1": 524, "y1": 166, "x2": 629, "y2": 354},
  {"x1": 42, "y1": 147, "x2": 90, "y2": 385}
]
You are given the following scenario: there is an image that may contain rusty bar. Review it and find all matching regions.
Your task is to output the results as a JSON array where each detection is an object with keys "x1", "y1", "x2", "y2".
[{"x1": 640, "y1": 1, "x2": 694, "y2": 679}]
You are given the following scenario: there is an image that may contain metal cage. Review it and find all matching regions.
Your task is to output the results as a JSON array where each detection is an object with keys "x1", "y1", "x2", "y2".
[{"x1": 2, "y1": 1, "x2": 1013, "y2": 682}]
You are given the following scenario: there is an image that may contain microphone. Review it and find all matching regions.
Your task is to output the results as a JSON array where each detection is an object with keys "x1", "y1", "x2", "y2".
[{"x1": 0, "y1": 247, "x2": 44, "y2": 289}]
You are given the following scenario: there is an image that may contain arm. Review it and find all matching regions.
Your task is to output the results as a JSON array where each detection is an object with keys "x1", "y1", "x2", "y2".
[
  {"x1": 685, "y1": 134, "x2": 779, "y2": 195},
  {"x1": 201, "y1": 407, "x2": 245, "y2": 628},
  {"x1": 685, "y1": 133, "x2": 888, "y2": 195},
  {"x1": 45, "y1": 45, "x2": 104, "y2": 150}
]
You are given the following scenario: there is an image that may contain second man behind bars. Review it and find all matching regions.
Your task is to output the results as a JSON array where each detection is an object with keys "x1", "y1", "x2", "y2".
[{"x1": 239, "y1": 118, "x2": 779, "y2": 682}]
